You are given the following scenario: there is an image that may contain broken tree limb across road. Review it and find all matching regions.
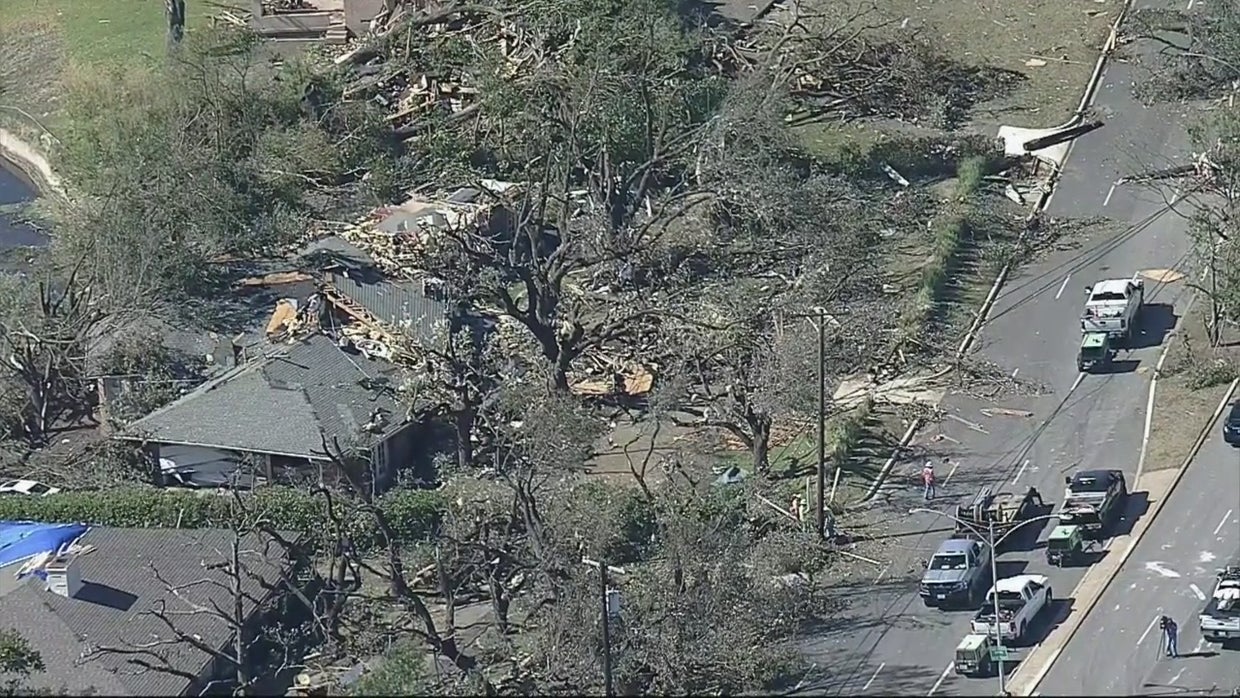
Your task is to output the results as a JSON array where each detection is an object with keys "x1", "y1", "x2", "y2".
[{"x1": 1020, "y1": 120, "x2": 1104, "y2": 152}]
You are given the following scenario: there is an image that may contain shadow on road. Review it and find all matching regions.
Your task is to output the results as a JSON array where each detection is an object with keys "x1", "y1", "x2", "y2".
[
  {"x1": 790, "y1": 661, "x2": 950, "y2": 696},
  {"x1": 996, "y1": 559, "x2": 1029, "y2": 578},
  {"x1": 1127, "y1": 303, "x2": 1178, "y2": 350},
  {"x1": 1095, "y1": 358, "x2": 1142, "y2": 375},
  {"x1": 1110, "y1": 490, "x2": 1151, "y2": 538},
  {"x1": 1020, "y1": 596, "x2": 1075, "y2": 648}
]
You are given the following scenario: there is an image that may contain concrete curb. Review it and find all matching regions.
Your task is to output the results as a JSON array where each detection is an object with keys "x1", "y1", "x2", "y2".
[
  {"x1": 855, "y1": 0, "x2": 1136, "y2": 506},
  {"x1": 1136, "y1": 294, "x2": 1195, "y2": 480},
  {"x1": 1009, "y1": 376, "x2": 1240, "y2": 696},
  {"x1": 0, "y1": 127, "x2": 62, "y2": 198}
]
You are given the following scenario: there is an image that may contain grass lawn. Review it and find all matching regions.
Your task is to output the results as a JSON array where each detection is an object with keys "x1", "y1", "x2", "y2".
[
  {"x1": 0, "y1": 0, "x2": 169, "y2": 69},
  {"x1": 0, "y1": 0, "x2": 227, "y2": 136}
]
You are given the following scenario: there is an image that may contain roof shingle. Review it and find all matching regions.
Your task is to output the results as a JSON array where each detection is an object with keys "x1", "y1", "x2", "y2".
[
  {"x1": 0, "y1": 527, "x2": 288, "y2": 696},
  {"x1": 120, "y1": 333, "x2": 405, "y2": 458}
]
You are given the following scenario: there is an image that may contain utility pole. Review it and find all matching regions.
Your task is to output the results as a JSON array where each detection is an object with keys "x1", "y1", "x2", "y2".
[
  {"x1": 582, "y1": 557, "x2": 624, "y2": 697},
  {"x1": 1210, "y1": 242, "x2": 1221, "y2": 347},
  {"x1": 989, "y1": 520, "x2": 1007, "y2": 695},
  {"x1": 600, "y1": 562, "x2": 614, "y2": 697},
  {"x1": 816, "y1": 306, "x2": 827, "y2": 541}
]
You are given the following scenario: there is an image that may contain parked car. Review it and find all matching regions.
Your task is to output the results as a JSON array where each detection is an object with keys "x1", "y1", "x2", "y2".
[
  {"x1": 1223, "y1": 401, "x2": 1240, "y2": 446},
  {"x1": 0, "y1": 479, "x2": 61, "y2": 496}
]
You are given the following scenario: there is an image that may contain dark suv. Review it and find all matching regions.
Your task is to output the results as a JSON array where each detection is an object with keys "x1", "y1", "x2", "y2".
[{"x1": 1224, "y1": 401, "x2": 1240, "y2": 446}]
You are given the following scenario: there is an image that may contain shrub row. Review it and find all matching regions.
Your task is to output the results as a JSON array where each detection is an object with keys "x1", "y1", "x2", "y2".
[
  {"x1": 827, "y1": 398, "x2": 873, "y2": 465},
  {"x1": 0, "y1": 486, "x2": 445, "y2": 549},
  {"x1": 821, "y1": 133, "x2": 1003, "y2": 183},
  {"x1": 900, "y1": 155, "x2": 990, "y2": 338}
]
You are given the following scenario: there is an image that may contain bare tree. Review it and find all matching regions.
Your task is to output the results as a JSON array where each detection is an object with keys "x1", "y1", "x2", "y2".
[
  {"x1": 0, "y1": 263, "x2": 109, "y2": 444},
  {"x1": 89, "y1": 493, "x2": 300, "y2": 695},
  {"x1": 1124, "y1": 3, "x2": 1240, "y2": 104}
]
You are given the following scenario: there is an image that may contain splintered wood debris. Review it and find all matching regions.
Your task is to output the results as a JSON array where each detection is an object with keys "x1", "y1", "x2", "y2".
[{"x1": 979, "y1": 407, "x2": 1034, "y2": 418}]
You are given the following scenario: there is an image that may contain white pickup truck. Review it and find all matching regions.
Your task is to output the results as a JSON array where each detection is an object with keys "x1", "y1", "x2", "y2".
[
  {"x1": 971, "y1": 574, "x2": 1053, "y2": 644},
  {"x1": 1081, "y1": 277, "x2": 1144, "y2": 339},
  {"x1": 1200, "y1": 566, "x2": 1240, "y2": 644}
]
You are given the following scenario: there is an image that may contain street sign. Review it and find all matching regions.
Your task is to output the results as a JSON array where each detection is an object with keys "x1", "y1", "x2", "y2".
[{"x1": 990, "y1": 645, "x2": 1009, "y2": 661}]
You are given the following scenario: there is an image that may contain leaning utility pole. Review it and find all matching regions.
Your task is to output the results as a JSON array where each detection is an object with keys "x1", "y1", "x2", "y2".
[{"x1": 815, "y1": 306, "x2": 827, "y2": 540}]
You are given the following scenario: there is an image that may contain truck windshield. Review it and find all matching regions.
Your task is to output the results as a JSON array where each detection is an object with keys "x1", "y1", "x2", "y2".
[
  {"x1": 930, "y1": 554, "x2": 968, "y2": 570},
  {"x1": 1090, "y1": 291, "x2": 1126, "y2": 302}
]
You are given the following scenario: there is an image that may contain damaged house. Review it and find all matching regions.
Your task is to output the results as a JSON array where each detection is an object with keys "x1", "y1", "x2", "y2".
[{"x1": 115, "y1": 237, "x2": 458, "y2": 489}]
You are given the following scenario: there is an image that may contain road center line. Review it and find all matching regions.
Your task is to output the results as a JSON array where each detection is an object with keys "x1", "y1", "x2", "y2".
[
  {"x1": 1103, "y1": 182, "x2": 1117, "y2": 206},
  {"x1": 927, "y1": 662, "x2": 952, "y2": 696},
  {"x1": 1137, "y1": 612, "x2": 1162, "y2": 647},
  {"x1": 863, "y1": 663, "x2": 885, "y2": 692},
  {"x1": 1215, "y1": 509, "x2": 1233, "y2": 536},
  {"x1": 1055, "y1": 274, "x2": 1072, "y2": 300},
  {"x1": 944, "y1": 461, "x2": 960, "y2": 484},
  {"x1": 1012, "y1": 458, "x2": 1031, "y2": 484},
  {"x1": 1189, "y1": 583, "x2": 1206, "y2": 601}
]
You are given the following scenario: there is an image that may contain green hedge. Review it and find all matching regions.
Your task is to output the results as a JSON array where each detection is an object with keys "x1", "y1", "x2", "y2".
[
  {"x1": 0, "y1": 487, "x2": 444, "y2": 549},
  {"x1": 900, "y1": 155, "x2": 990, "y2": 337}
]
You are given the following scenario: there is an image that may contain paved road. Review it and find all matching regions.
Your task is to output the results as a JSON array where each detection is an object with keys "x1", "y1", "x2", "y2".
[
  {"x1": 800, "y1": 3, "x2": 1206, "y2": 694},
  {"x1": 1035, "y1": 433, "x2": 1240, "y2": 696}
]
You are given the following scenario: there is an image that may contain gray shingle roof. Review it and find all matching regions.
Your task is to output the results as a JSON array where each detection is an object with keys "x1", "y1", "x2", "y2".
[
  {"x1": 300, "y1": 235, "x2": 451, "y2": 344},
  {"x1": 0, "y1": 527, "x2": 288, "y2": 696},
  {"x1": 120, "y1": 333, "x2": 406, "y2": 458}
]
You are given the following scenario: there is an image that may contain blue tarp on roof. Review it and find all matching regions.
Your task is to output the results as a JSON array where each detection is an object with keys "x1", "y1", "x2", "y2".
[{"x1": 0, "y1": 521, "x2": 89, "y2": 569}]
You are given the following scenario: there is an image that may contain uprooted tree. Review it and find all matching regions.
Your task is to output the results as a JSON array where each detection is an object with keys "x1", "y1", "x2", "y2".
[
  {"x1": 49, "y1": 25, "x2": 398, "y2": 310},
  {"x1": 1124, "y1": 3, "x2": 1240, "y2": 104}
]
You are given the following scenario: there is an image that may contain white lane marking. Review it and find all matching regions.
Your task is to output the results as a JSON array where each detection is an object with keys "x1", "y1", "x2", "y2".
[
  {"x1": 928, "y1": 662, "x2": 952, "y2": 695},
  {"x1": 863, "y1": 663, "x2": 885, "y2": 692},
  {"x1": 1215, "y1": 509, "x2": 1233, "y2": 536},
  {"x1": 1170, "y1": 668, "x2": 1185, "y2": 684},
  {"x1": 944, "y1": 461, "x2": 960, "y2": 484},
  {"x1": 1146, "y1": 561, "x2": 1182, "y2": 578},
  {"x1": 1056, "y1": 274, "x2": 1072, "y2": 300},
  {"x1": 1103, "y1": 181, "x2": 1117, "y2": 206},
  {"x1": 1186, "y1": 0, "x2": 1195, "y2": 10},
  {"x1": 1137, "y1": 358, "x2": 1159, "y2": 478},
  {"x1": 1201, "y1": 551, "x2": 1217, "y2": 564},
  {"x1": 1011, "y1": 367, "x2": 1020, "y2": 379},
  {"x1": 1137, "y1": 613, "x2": 1162, "y2": 646},
  {"x1": 1012, "y1": 459, "x2": 1031, "y2": 484},
  {"x1": 1194, "y1": 637, "x2": 1205, "y2": 654},
  {"x1": 1190, "y1": 583, "x2": 1206, "y2": 600}
]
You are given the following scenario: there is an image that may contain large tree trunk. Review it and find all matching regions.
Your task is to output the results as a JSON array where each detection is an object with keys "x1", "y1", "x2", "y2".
[
  {"x1": 455, "y1": 405, "x2": 476, "y2": 470},
  {"x1": 747, "y1": 411, "x2": 772, "y2": 474}
]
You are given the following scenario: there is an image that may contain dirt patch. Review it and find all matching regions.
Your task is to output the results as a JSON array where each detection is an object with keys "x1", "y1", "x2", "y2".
[{"x1": 1144, "y1": 304, "x2": 1240, "y2": 472}]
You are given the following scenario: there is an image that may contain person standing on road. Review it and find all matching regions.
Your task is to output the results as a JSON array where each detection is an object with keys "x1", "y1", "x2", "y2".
[
  {"x1": 922, "y1": 461, "x2": 936, "y2": 501},
  {"x1": 1160, "y1": 615, "x2": 1179, "y2": 658}
]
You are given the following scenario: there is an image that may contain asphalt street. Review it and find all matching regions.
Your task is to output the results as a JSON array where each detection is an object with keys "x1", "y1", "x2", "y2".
[
  {"x1": 799, "y1": 5, "x2": 1207, "y2": 695},
  {"x1": 1035, "y1": 433, "x2": 1240, "y2": 696}
]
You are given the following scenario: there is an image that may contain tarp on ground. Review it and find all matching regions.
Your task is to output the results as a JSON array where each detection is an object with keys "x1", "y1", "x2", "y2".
[{"x1": 0, "y1": 521, "x2": 89, "y2": 569}]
